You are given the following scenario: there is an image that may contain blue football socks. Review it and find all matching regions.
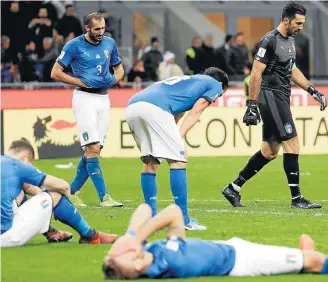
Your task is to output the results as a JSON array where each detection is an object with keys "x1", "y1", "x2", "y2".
[
  {"x1": 53, "y1": 196, "x2": 95, "y2": 238},
  {"x1": 71, "y1": 155, "x2": 89, "y2": 194},
  {"x1": 141, "y1": 172, "x2": 157, "y2": 216},
  {"x1": 86, "y1": 157, "x2": 108, "y2": 201},
  {"x1": 170, "y1": 168, "x2": 190, "y2": 225},
  {"x1": 321, "y1": 257, "x2": 328, "y2": 274}
]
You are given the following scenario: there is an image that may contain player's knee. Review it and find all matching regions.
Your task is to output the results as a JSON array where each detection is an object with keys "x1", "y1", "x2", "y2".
[
  {"x1": 143, "y1": 162, "x2": 160, "y2": 173},
  {"x1": 48, "y1": 191, "x2": 62, "y2": 207},
  {"x1": 168, "y1": 161, "x2": 186, "y2": 169},
  {"x1": 303, "y1": 251, "x2": 326, "y2": 273},
  {"x1": 85, "y1": 143, "x2": 101, "y2": 158}
]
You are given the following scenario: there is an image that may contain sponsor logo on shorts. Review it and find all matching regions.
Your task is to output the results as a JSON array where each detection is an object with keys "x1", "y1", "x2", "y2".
[
  {"x1": 40, "y1": 199, "x2": 50, "y2": 209},
  {"x1": 284, "y1": 123, "x2": 293, "y2": 134},
  {"x1": 179, "y1": 151, "x2": 185, "y2": 156},
  {"x1": 286, "y1": 254, "x2": 298, "y2": 264},
  {"x1": 82, "y1": 131, "x2": 89, "y2": 141}
]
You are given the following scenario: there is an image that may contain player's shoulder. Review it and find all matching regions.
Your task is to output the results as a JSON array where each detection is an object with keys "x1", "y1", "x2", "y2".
[
  {"x1": 259, "y1": 29, "x2": 278, "y2": 43},
  {"x1": 64, "y1": 35, "x2": 84, "y2": 47},
  {"x1": 102, "y1": 36, "x2": 118, "y2": 46}
]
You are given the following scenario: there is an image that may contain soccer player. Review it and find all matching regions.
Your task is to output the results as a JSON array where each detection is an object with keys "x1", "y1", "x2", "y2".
[
  {"x1": 126, "y1": 67, "x2": 229, "y2": 230},
  {"x1": 102, "y1": 203, "x2": 328, "y2": 279},
  {"x1": 1, "y1": 138, "x2": 118, "y2": 247},
  {"x1": 51, "y1": 12, "x2": 124, "y2": 207},
  {"x1": 222, "y1": 3, "x2": 327, "y2": 208}
]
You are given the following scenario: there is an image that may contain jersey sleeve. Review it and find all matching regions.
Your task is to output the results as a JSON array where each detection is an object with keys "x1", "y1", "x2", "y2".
[
  {"x1": 201, "y1": 80, "x2": 223, "y2": 103},
  {"x1": 57, "y1": 40, "x2": 76, "y2": 68},
  {"x1": 110, "y1": 40, "x2": 122, "y2": 67},
  {"x1": 16, "y1": 161, "x2": 47, "y2": 187},
  {"x1": 254, "y1": 36, "x2": 275, "y2": 65}
]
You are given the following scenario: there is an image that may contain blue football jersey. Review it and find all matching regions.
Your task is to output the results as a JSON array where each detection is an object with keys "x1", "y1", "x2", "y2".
[
  {"x1": 143, "y1": 237, "x2": 235, "y2": 278},
  {"x1": 0, "y1": 155, "x2": 46, "y2": 234},
  {"x1": 128, "y1": 75, "x2": 223, "y2": 114},
  {"x1": 57, "y1": 35, "x2": 121, "y2": 89}
]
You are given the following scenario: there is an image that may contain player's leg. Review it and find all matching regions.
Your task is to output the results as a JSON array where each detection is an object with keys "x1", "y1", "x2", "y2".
[
  {"x1": 277, "y1": 100, "x2": 321, "y2": 208},
  {"x1": 222, "y1": 90, "x2": 279, "y2": 207},
  {"x1": 96, "y1": 95, "x2": 123, "y2": 207},
  {"x1": 126, "y1": 102, "x2": 161, "y2": 216},
  {"x1": 227, "y1": 236, "x2": 327, "y2": 276},
  {"x1": 0, "y1": 192, "x2": 53, "y2": 247},
  {"x1": 50, "y1": 191, "x2": 117, "y2": 244},
  {"x1": 15, "y1": 190, "x2": 73, "y2": 243},
  {"x1": 70, "y1": 91, "x2": 97, "y2": 206},
  {"x1": 141, "y1": 156, "x2": 160, "y2": 216}
]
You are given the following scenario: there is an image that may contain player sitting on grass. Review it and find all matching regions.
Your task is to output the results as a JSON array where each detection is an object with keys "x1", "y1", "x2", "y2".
[
  {"x1": 0, "y1": 138, "x2": 117, "y2": 247},
  {"x1": 102, "y1": 203, "x2": 328, "y2": 279},
  {"x1": 15, "y1": 182, "x2": 73, "y2": 243}
]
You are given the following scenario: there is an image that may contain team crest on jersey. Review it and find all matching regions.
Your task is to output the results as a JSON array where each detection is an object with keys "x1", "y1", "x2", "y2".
[
  {"x1": 40, "y1": 199, "x2": 50, "y2": 209},
  {"x1": 284, "y1": 123, "x2": 293, "y2": 134},
  {"x1": 104, "y1": 49, "x2": 110, "y2": 59},
  {"x1": 82, "y1": 131, "x2": 89, "y2": 141}
]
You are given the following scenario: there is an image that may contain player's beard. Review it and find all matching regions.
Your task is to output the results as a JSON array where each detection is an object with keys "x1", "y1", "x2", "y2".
[
  {"x1": 287, "y1": 26, "x2": 299, "y2": 37},
  {"x1": 88, "y1": 31, "x2": 103, "y2": 43}
]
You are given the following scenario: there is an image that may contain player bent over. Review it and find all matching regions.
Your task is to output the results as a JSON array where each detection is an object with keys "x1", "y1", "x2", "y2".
[
  {"x1": 103, "y1": 203, "x2": 328, "y2": 279},
  {"x1": 0, "y1": 138, "x2": 117, "y2": 247},
  {"x1": 126, "y1": 67, "x2": 229, "y2": 231}
]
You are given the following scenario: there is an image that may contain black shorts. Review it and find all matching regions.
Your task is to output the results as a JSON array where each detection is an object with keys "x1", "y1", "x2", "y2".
[{"x1": 257, "y1": 89, "x2": 297, "y2": 143}]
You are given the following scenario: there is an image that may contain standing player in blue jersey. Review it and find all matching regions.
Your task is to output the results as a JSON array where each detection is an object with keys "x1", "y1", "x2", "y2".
[
  {"x1": 1, "y1": 138, "x2": 118, "y2": 247},
  {"x1": 51, "y1": 12, "x2": 124, "y2": 207},
  {"x1": 126, "y1": 67, "x2": 229, "y2": 230},
  {"x1": 103, "y1": 203, "x2": 328, "y2": 279}
]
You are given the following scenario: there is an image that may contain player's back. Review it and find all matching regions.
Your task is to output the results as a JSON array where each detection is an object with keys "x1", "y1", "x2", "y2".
[
  {"x1": 1, "y1": 155, "x2": 24, "y2": 233},
  {"x1": 128, "y1": 75, "x2": 222, "y2": 114},
  {"x1": 144, "y1": 237, "x2": 235, "y2": 278}
]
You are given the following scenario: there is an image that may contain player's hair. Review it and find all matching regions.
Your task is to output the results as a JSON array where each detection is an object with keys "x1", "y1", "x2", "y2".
[
  {"x1": 102, "y1": 263, "x2": 124, "y2": 280},
  {"x1": 9, "y1": 138, "x2": 35, "y2": 161},
  {"x1": 84, "y1": 12, "x2": 104, "y2": 26},
  {"x1": 282, "y1": 3, "x2": 306, "y2": 21},
  {"x1": 202, "y1": 67, "x2": 229, "y2": 90}
]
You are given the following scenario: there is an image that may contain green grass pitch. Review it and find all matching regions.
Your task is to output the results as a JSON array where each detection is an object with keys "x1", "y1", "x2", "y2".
[{"x1": 2, "y1": 155, "x2": 328, "y2": 282}]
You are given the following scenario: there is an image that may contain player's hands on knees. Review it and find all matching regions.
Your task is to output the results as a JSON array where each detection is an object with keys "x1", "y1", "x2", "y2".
[
  {"x1": 312, "y1": 90, "x2": 327, "y2": 111},
  {"x1": 109, "y1": 234, "x2": 141, "y2": 258},
  {"x1": 243, "y1": 100, "x2": 261, "y2": 126}
]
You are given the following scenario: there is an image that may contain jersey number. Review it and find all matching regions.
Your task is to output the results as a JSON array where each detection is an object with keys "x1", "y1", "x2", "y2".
[
  {"x1": 162, "y1": 75, "x2": 191, "y2": 85},
  {"x1": 96, "y1": 65, "x2": 102, "y2": 75}
]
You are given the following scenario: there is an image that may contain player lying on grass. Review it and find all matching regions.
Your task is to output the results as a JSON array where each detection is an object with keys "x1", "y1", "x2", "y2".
[
  {"x1": 0, "y1": 138, "x2": 117, "y2": 247},
  {"x1": 103, "y1": 203, "x2": 328, "y2": 279}
]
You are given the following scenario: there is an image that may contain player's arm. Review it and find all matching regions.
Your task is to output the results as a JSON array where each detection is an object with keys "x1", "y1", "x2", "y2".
[
  {"x1": 112, "y1": 64, "x2": 124, "y2": 84},
  {"x1": 174, "y1": 112, "x2": 185, "y2": 124},
  {"x1": 41, "y1": 175, "x2": 71, "y2": 198},
  {"x1": 292, "y1": 67, "x2": 327, "y2": 111},
  {"x1": 51, "y1": 62, "x2": 88, "y2": 87},
  {"x1": 248, "y1": 60, "x2": 266, "y2": 101},
  {"x1": 136, "y1": 204, "x2": 186, "y2": 242},
  {"x1": 179, "y1": 98, "x2": 210, "y2": 138},
  {"x1": 23, "y1": 183, "x2": 42, "y2": 196}
]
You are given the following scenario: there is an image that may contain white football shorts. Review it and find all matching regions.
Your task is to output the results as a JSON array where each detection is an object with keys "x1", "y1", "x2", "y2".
[
  {"x1": 72, "y1": 89, "x2": 110, "y2": 147},
  {"x1": 217, "y1": 237, "x2": 304, "y2": 276},
  {"x1": 1, "y1": 192, "x2": 52, "y2": 247},
  {"x1": 126, "y1": 102, "x2": 187, "y2": 163}
]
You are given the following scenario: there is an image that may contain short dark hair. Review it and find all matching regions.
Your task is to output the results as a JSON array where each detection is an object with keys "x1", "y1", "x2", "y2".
[
  {"x1": 65, "y1": 4, "x2": 73, "y2": 10},
  {"x1": 9, "y1": 138, "x2": 35, "y2": 161},
  {"x1": 225, "y1": 34, "x2": 233, "y2": 43},
  {"x1": 282, "y1": 3, "x2": 306, "y2": 21},
  {"x1": 102, "y1": 263, "x2": 124, "y2": 280},
  {"x1": 151, "y1": 37, "x2": 159, "y2": 44},
  {"x1": 84, "y1": 12, "x2": 104, "y2": 26},
  {"x1": 202, "y1": 67, "x2": 229, "y2": 90}
]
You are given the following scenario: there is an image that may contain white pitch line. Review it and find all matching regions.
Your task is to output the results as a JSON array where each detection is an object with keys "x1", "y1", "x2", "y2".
[
  {"x1": 85, "y1": 206, "x2": 327, "y2": 216},
  {"x1": 122, "y1": 199, "x2": 328, "y2": 202}
]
